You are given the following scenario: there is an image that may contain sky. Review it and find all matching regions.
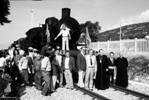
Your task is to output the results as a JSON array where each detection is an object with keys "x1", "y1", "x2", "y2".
[{"x1": 0, "y1": 0, "x2": 149, "y2": 48}]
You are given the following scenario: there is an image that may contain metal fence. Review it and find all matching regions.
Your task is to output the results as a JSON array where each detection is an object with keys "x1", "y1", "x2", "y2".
[{"x1": 89, "y1": 38, "x2": 149, "y2": 56}]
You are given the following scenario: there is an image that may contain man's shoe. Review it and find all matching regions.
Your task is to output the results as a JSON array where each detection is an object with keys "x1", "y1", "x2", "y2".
[
  {"x1": 90, "y1": 88, "x2": 93, "y2": 91},
  {"x1": 41, "y1": 92, "x2": 47, "y2": 96}
]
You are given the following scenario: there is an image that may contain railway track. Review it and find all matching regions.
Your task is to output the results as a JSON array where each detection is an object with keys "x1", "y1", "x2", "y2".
[
  {"x1": 110, "y1": 84, "x2": 149, "y2": 100},
  {"x1": 74, "y1": 85, "x2": 110, "y2": 100},
  {"x1": 0, "y1": 97, "x2": 17, "y2": 100}
]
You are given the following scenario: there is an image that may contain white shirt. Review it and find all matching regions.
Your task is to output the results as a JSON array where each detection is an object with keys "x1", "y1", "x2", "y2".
[
  {"x1": 85, "y1": 55, "x2": 97, "y2": 69},
  {"x1": 64, "y1": 57, "x2": 70, "y2": 69},
  {"x1": 61, "y1": 28, "x2": 70, "y2": 37},
  {"x1": 81, "y1": 51, "x2": 84, "y2": 56},
  {"x1": 18, "y1": 57, "x2": 28, "y2": 70},
  {"x1": 41, "y1": 57, "x2": 51, "y2": 71},
  {"x1": 56, "y1": 55, "x2": 62, "y2": 66},
  {"x1": 0, "y1": 57, "x2": 6, "y2": 68}
]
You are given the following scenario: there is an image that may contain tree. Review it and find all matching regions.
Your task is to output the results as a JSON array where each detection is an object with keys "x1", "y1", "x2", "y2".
[
  {"x1": 80, "y1": 21, "x2": 101, "y2": 42},
  {"x1": 0, "y1": 0, "x2": 11, "y2": 25}
]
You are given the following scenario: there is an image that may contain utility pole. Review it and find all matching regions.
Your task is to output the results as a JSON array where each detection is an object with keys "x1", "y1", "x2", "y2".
[
  {"x1": 39, "y1": 23, "x2": 44, "y2": 46},
  {"x1": 119, "y1": 25, "x2": 122, "y2": 40},
  {"x1": 30, "y1": 9, "x2": 34, "y2": 28},
  {"x1": 119, "y1": 24, "x2": 122, "y2": 52}
]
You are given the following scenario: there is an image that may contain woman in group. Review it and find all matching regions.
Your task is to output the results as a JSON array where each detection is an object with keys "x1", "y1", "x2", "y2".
[{"x1": 115, "y1": 53, "x2": 128, "y2": 88}]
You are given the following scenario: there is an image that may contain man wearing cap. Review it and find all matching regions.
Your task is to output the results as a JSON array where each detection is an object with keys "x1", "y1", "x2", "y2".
[
  {"x1": 27, "y1": 47, "x2": 34, "y2": 86},
  {"x1": 41, "y1": 52, "x2": 51, "y2": 96},
  {"x1": 18, "y1": 50, "x2": 29, "y2": 85},
  {"x1": 33, "y1": 50, "x2": 42, "y2": 90}
]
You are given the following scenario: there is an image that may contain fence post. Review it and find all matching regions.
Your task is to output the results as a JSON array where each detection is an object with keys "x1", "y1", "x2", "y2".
[
  {"x1": 134, "y1": 38, "x2": 137, "y2": 54},
  {"x1": 107, "y1": 40, "x2": 110, "y2": 53},
  {"x1": 120, "y1": 39, "x2": 122, "y2": 52},
  {"x1": 98, "y1": 42, "x2": 100, "y2": 51}
]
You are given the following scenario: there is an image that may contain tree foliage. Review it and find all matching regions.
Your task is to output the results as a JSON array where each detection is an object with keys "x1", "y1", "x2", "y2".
[
  {"x1": 98, "y1": 22, "x2": 149, "y2": 41},
  {"x1": 80, "y1": 21, "x2": 101, "y2": 42},
  {"x1": 0, "y1": 0, "x2": 11, "y2": 25},
  {"x1": 128, "y1": 56, "x2": 149, "y2": 82}
]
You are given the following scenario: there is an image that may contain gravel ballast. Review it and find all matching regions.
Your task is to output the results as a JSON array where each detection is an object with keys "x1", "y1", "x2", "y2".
[{"x1": 20, "y1": 87, "x2": 93, "y2": 100}]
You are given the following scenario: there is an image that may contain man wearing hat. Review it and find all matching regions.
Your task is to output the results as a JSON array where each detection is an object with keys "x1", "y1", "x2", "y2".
[
  {"x1": 33, "y1": 49, "x2": 42, "y2": 90},
  {"x1": 27, "y1": 47, "x2": 34, "y2": 86}
]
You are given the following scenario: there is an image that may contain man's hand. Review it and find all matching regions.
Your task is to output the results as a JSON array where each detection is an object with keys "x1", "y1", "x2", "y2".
[
  {"x1": 20, "y1": 70, "x2": 23, "y2": 73},
  {"x1": 28, "y1": 69, "x2": 31, "y2": 74},
  {"x1": 54, "y1": 37, "x2": 57, "y2": 40},
  {"x1": 106, "y1": 68, "x2": 109, "y2": 71},
  {"x1": 69, "y1": 36, "x2": 71, "y2": 40},
  {"x1": 93, "y1": 73, "x2": 96, "y2": 79}
]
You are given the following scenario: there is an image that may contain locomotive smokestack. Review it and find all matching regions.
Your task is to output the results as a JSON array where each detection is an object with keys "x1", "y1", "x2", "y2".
[{"x1": 62, "y1": 8, "x2": 71, "y2": 18}]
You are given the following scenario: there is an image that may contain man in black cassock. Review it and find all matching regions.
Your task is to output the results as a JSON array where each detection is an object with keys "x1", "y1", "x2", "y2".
[
  {"x1": 115, "y1": 53, "x2": 128, "y2": 88},
  {"x1": 95, "y1": 49, "x2": 109, "y2": 90}
]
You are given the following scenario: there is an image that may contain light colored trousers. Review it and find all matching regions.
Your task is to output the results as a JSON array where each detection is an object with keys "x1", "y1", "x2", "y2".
[
  {"x1": 52, "y1": 75, "x2": 57, "y2": 90},
  {"x1": 85, "y1": 68, "x2": 95, "y2": 89},
  {"x1": 64, "y1": 70, "x2": 73, "y2": 88},
  {"x1": 59, "y1": 73, "x2": 63, "y2": 86},
  {"x1": 62, "y1": 37, "x2": 69, "y2": 51},
  {"x1": 78, "y1": 71, "x2": 85, "y2": 87}
]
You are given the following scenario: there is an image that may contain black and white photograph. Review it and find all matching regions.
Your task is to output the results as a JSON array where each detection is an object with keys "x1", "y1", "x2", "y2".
[{"x1": 0, "y1": 0, "x2": 149, "y2": 100}]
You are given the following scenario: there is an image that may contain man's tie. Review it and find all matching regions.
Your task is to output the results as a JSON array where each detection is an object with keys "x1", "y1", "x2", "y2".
[{"x1": 90, "y1": 56, "x2": 92, "y2": 66}]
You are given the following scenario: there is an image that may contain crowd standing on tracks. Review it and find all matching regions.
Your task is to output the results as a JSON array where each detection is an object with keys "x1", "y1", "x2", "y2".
[{"x1": 0, "y1": 43, "x2": 128, "y2": 97}]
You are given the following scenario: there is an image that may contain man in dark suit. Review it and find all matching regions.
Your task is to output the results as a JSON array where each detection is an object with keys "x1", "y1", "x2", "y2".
[
  {"x1": 77, "y1": 47, "x2": 86, "y2": 87},
  {"x1": 62, "y1": 51, "x2": 75, "y2": 89},
  {"x1": 108, "y1": 52, "x2": 116, "y2": 84}
]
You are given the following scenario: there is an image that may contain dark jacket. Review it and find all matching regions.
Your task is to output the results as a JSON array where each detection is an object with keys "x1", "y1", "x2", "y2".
[
  {"x1": 115, "y1": 57, "x2": 128, "y2": 88},
  {"x1": 62, "y1": 56, "x2": 75, "y2": 71},
  {"x1": 34, "y1": 57, "x2": 42, "y2": 71},
  {"x1": 108, "y1": 58, "x2": 116, "y2": 66},
  {"x1": 52, "y1": 55, "x2": 62, "y2": 67},
  {"x1": 77, "y1": 52, "x2": 86, "y2": 71}
]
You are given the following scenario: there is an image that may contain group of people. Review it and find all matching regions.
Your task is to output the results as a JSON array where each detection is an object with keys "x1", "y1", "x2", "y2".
[
  {"x1": 77, "y1": 48, "x2": 128, "y2": 90},
  {"x1": 0, "y1": 44, "x2": 76, "y2": 97},
  {"x1": 0, "y1": 44, "x2": 129, "y2": 97}
]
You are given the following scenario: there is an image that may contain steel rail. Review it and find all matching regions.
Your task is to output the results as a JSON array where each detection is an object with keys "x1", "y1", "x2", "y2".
[
  {"x1": 110, "y1": 84, "x2": 149, "y2": 100},
  {"x1": 74, "y1": 85, "x2": 110, "y2": 100},
  {"x1": 0, "y1": 97, "x2": 17, "y2": 100}
]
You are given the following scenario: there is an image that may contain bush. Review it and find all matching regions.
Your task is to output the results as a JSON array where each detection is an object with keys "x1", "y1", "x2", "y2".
[{"x1": 128, "y1": 56, "x2": 149, "y2": 81}]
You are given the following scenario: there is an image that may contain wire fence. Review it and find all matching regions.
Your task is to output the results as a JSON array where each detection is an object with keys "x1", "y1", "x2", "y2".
[{"x1": 89, "y1": 38, "x2": 149, "y2": 56}]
